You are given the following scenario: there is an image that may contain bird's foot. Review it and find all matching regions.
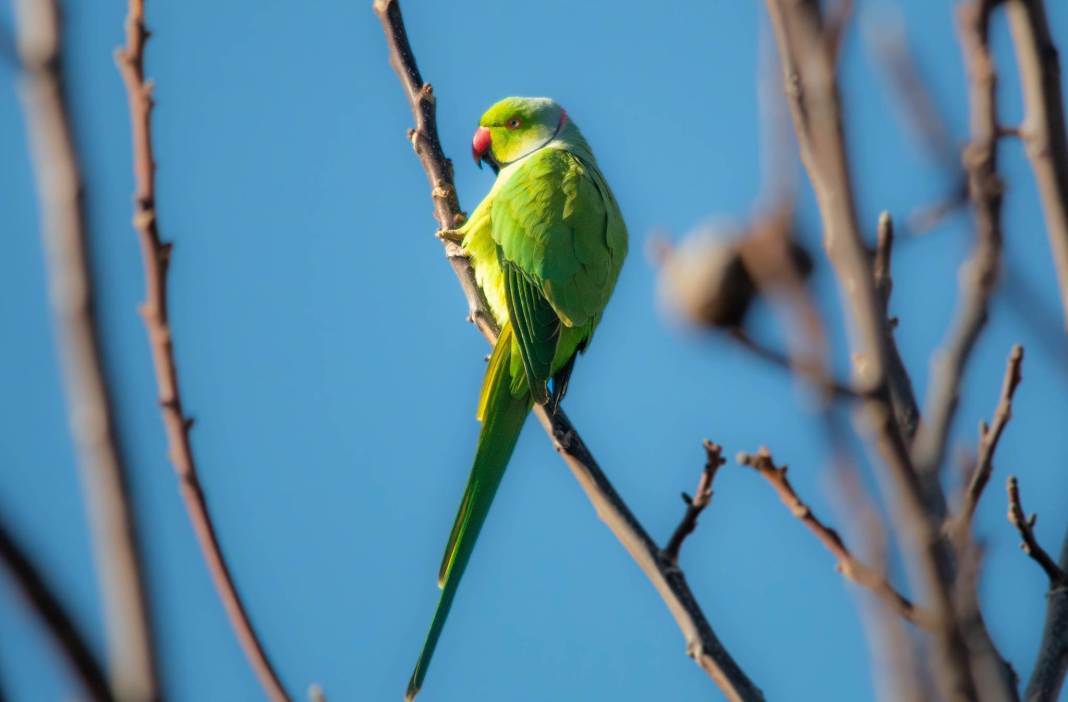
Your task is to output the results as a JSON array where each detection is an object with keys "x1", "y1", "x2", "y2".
[
  {"x1": 552, "y1": 425, "x2": 575, "y2": 452},
  {"x1": 546, "y1": 393, "x2": 562, "y2": 417}
]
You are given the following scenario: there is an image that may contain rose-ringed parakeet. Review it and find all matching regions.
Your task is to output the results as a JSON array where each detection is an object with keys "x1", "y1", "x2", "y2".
[{"x1": 407, "y1": 97, "x2": 627, "y2": 700}]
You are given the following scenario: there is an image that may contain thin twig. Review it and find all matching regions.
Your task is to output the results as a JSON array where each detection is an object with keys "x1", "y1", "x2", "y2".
[
  {"x1": 866, "y1": 17, "x2": 969, "y2": 235},
  {"x1": 873, "y1": 212, "x2": 921, "y2": 440},
  {"x1": 728, "y1": 328, "x2": 858, "y2": 400},
  {"x1": 1005, "y1": 0, "x2": 1068, "y2": 330},
  {"x1": 0, "y1": 514, "x2": 114, "y2": 702},
  {"x1": 113, "y1": 3, "x2": 290, "y2": 700},
  {"x1": 1006, "y1": 477, "x2": 1065, "y2": 586},
  {"x1": 762, "y1": 3, "x2": 981, "y2": 699},
  {"x1": 953, "y1": 345, "x2": 1024, "y2": 533},
  {"x1": 736, "y1": 447, "x2": 933, "y2": 629},
  {"x1": 912, "y1": 0, "x2": 1005, "y2": 491},
  {"x1": 873, "y1": 212, "x2": 895, "y2": 305},
  {"x1": 372, "y1": 2, "x2": 762, "y2": 699},
  {"x1": 12, "y1": 2, "x2": 159, "y2": 699},
  {"x1": 867, "y1": 15, "x2": 959, "y2": 173},
  {"x1": 533, "y1": 412, "x2": 762, "y2": 700},
  {"x1": 828, "y1": 432, "x2": 934, "y2": 701},
  {"x1": 736, "y1": 206, "x2": 859, "y2": 405},
  {"x1": 1024, "y1": 530, "x2": 1068, "y2": 702},
  {"x1": 1007, "y1": 472, "x2": 1067, "y2": 701},
  {"x1": 662, "y1": 441, "x2": 724, "y2": 565}
]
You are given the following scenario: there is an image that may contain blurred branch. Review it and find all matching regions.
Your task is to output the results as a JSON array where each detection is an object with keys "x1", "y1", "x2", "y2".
[
  {"x1": 0, "y1": 514, "x2": 113, "y2": 702},
  {"x1": 829, "y1": 435, "x2": 934, "y2": 701},
  {"x1": 372, "y1": 2, "x2": 763, "y2": 699},
  {"x1": 728, "y1": 328, "x2": 858, "y2": 400},
  {"x1": 736, "y1": 447, "x2": 934, "y2": 629},
  {"x1": 950, "y1": 346, "x2": 1025, "y2": 702},
  {"x1": 113, "y1": 3, "x2": 290, "y2": 700},
  {"x1": 761, "y1": 2, "x2": 981, "y2": 698},
  {"x1": 12, "y1": 2, "x2": 159, "y2": 699},
  {"x1": 872, "y1": 212, "x2": 921, "y2": 440},
  {"x1": 950, "y1": 345, "x2": 1023, "y2": 537},
  {"x1": 912, "y1": 0, "x2": 1005, "y2": 492},
  {"x1": 867, "y1": 15, "x2": 958, "y2": 172},
  {"x1": 1002, "y1": 265, "x2": 1068, "y2": 372},
  {"x1": 825, "y1": 0, "x2": 854, "y2": 63},
  {"x1": 866, "y1": 16, "x2": 969, "y2": 235},
  {"x1": 662, "y1": 441, "x2": 724, "y2": 565},
  {"x1": 1005, "y1": 0, "x2": 1068, "y2": 330}
]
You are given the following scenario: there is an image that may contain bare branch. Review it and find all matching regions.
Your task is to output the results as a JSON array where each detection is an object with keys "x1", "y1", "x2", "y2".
[
  {"x1": 0, "y1": 514, "x2": 113, "y2": 702},
  {"x1": 370, "y1": 0, "x2": 496, "y2": 339},
  {"x1": 868, "y1": 14, "x2": 958, "y2": 169},
  {"x1": 912, "y1": 0, "x2": 1005, "y2": 489},
  {"x1": 1024, "y1": 531, "x2": 1068, "y2": 702},
  {"x1": 373, "y1": 2, "x2": 762, "y2": 699},
  {"x1": 866, "y1": 17, "x2": 970, "y2": 235},
  {"x1": 873, "y1": 212, "x2": 895, "y2": 305},
  {"x1": 532, "y1": 414, "x2": 762, "y2": 701},
  {"x1": 113, "y1": 2, "x2": 291, "y2": 699},
  {"x1": 662, "y1": 441, "x2": 724, "y2": 565},
  {"x1": 950, "y1": 352, "x2": 1024, "y2": 702},
  {"x1": 1007, "y1": 471, "x2": 1068, "y2": 702},
  {"x1": 762, "y1": 2, "x2": 982, "y2": 698},
  {"x1": 873, "y1": 212, "x2": 921, "y2": 440},
  {"x1": 825, "y1": 0, "x2": 854, "y2": 64},
  {"x1": 12, "y1": 2, "x2": 158, "y2": 698},
  {"x1": 953, "y1": 345, "x2": 1024, "y2": 533},
  {"x1": 1006, "y1": 477, "x2": 1065, "y2": 586},
  {"x1": 736, "y1": 447, "x2": 934, "y2": 629},
  {"x1": 728, "y1": 328, "x2": 858, "y2": 400},
  {"x1": 1005, "y1": 0, "x2": 1068, "y2": 329}
]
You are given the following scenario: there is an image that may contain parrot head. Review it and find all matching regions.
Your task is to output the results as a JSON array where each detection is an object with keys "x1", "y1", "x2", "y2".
[{"x1": 471, "y1": 97, "x2": 568, "y2": 174}]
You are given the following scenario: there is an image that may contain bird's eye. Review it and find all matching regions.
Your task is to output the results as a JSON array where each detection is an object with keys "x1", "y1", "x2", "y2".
[{"x1": 506, "y1": 118, "x2": 521, "y2": 130}]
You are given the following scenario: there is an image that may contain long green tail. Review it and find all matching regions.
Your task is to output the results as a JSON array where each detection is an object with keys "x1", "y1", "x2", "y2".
[{"x1": 406, "y1": 324, "x2": 531, "y2": 701}]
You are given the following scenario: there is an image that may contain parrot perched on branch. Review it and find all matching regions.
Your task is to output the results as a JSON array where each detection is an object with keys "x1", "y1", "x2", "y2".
[{"x1": 406, "y1": 97, "x2": 627, "y2": 700}]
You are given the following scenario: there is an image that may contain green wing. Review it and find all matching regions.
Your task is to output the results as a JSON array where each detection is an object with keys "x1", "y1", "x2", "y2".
[{"x1": 492, "y1": 148, "x2": 625, "y2": 401}]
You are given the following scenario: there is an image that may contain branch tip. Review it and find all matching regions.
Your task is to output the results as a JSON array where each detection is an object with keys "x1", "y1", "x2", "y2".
[{"x1": 1007, "y1": 475, "x2": 1066, "y2": 586}]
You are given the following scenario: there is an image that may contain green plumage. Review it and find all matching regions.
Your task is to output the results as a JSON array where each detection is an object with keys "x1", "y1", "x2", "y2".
[{"x1": 406, "y1": 97, "x2": 627, "y2": 700}]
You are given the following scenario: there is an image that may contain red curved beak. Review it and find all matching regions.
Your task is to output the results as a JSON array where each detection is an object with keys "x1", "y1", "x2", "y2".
[{"x1": 471, "y1": 126, "x2": 492, "y2": 168}]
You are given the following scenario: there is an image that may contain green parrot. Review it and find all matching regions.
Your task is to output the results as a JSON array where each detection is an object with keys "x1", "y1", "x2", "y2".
[{"x1": 405, "y1": 96, "x2": 628, "y2": 700}]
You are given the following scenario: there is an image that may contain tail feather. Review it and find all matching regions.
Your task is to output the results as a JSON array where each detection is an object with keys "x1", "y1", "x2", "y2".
[{"x1": 406, "y1": 324, "x2": 531, "y2": 701}]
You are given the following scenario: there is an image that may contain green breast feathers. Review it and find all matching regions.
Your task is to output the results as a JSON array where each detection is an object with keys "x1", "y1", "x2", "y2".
[{"x1": 462, "y1": 146, "x2": 627, "y2": 337}]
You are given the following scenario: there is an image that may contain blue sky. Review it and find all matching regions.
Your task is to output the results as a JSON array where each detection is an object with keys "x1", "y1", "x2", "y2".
[{"x1": 1, "y1": 1, "x2": 1066, "y2": 700}]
